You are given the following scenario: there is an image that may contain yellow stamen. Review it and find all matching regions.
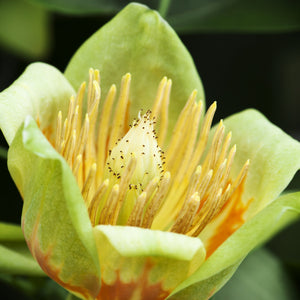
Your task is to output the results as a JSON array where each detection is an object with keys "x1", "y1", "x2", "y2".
[
  {"x1": 108, "y1": 73, "x2": 131, "y2": 150},
  {"x1": 82, "y1": 163, "x2": 97, "y2": 204},
  {"x1": 100, "y1": 184, "x2": 120, "y2": 225},
  {"x1": 141, "y1": 172, "x2": 171, "y2": 228},
  {"x1": 96, "y1": 84, "x2": 117, "y2": 183},
  {"x1": 55, "y1": 111, "x2": 62, "y2": 150},
  {"x1": 88, "y1": 179, "x2": 109, "y2": 225},
  {"x1": 157, "y1": 79, "x2": 171, "y2": 147},
  {"x1": 42, "y1": 69, "x2": 250, "y2": 242}
]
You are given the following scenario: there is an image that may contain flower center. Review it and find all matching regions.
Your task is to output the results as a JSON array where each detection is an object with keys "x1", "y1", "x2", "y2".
[
  {"x1": 105, "y1": 110, "x2": 164, "y2": 192},
  {"x1": 44, "y1": 69, "x2": 249, "y2": 237}
]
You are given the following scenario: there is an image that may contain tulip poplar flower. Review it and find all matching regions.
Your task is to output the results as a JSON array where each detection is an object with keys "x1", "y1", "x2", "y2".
[{"x1": 1, "y1": 3, "x2": 300, "y2": 300}]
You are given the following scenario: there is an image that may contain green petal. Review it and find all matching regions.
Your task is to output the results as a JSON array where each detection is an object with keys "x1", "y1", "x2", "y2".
[
  {"x1": 0, "y1": 62, "x2": 75, "y2": 145},
  {"x1": 0, "y1": 222, "x2": 44, "y2": 276},
  {"x1": 223, "y1": 109, "x2": 300, "y2": 216},
  {"x1": 65, "y1": 3, "x2": 203, "y2": 129},
  {"x1": 8, "y1": 117, "x2": 100, "y2": 299},
  {"x1": 93, "y1": 225, "x2": 205, "y2": 298},
  {"x1": 168, "y1": 191, "x2": 300, "y2": 299}
]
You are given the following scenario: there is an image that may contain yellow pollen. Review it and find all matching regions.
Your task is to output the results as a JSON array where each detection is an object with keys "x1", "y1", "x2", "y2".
[{"x1": 44, "y1": 68, "x2": 249, "y2": 236}]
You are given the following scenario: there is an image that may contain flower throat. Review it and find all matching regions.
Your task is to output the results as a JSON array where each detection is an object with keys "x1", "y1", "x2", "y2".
[{"x1": 42, "y1": 69, "x2": 249, "y2": 237}]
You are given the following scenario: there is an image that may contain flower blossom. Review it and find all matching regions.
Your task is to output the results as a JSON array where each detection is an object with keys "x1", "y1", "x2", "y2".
[{"x1": 1, "y1": 3, "x2": 300, "y2": 300}]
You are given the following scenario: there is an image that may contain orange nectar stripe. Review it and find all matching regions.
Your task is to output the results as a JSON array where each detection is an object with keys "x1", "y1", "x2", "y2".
[
  {"x1": 205, "y1": 177, "x2": 253, "y2": 258},
  {"x1": 36, "y1": 115, "x2": 54, "y2": 143},
  {"x1": 33, "y1": 245, "x2": 100, "y2": 299},
  {"x1": 97, "y1": 259, "x2": 170, "y2": 300},
  {"x1": 24, "y1": 214, "x2": 100, "y2": 300}
]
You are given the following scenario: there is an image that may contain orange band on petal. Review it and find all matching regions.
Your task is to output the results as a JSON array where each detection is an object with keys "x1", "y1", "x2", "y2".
[
  {"x1": 97, "y1": 260, "x2": 170, "y2": 300},
  {"x1": 205, "y1": 178, "x2": 253, "y2": 258}
]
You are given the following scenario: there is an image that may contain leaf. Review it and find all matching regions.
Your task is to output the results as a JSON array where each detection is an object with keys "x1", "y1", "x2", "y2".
[
  {"x1": 168, "y1": 191, "x2": 300, "y2": 299},
  {"x1": 0, "y1": 146, "x2": 7, "y2": 159},
  {"x1": 7, "y1": 117, "x2": 101, "y2": 299},
  {"x1": 267, "y1": 220, "x2": 300, "y2": 268},
  {"x1": 0, "y1": 0, "x2": 51, "y2": 58},
  {"x1": 0, "y1": 223, "x2": 44, "y2": 276},
  {"x1": 0, "y1": 275, "x2": 67, "y2": 300},
  {"x1": 165, "y1": 0, "x2": 300, "y2": 33},
  {"x1": 213, "y1": 248, "x2": 299, "y2": 300},
  {"x1": 65, "y1": 3, "x2": 204, "y2": 132},
  {"x1": 28, "y1": 0, "x2": 300, "y2": 33},
  {"x1": 0, "y1": 62, "x2": 75, "y2": 145},
  {"x1": 27, "y1": 0, "x2": 126, "y2": 15},
  {"x1": 0, "y1": 243, "x2": 43, "y2": 276},
  {"x1": 0, "y1": 222, "x2": 24, "y2": 241}
]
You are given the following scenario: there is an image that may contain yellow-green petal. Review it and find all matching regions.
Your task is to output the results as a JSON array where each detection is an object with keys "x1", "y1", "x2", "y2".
[
  {"x1": 223, "y1": 109, "x2": 300, "y2": 216},
  {"x1": 65, "y1": 3, "x2": 204, "y2": 131},
  {"x1": 8, "y1": 117, "x2": 100, "y2": 299},
  {"x1": 0, "y1": 62, "x2": 74, "y2": 145},
  {"x1": 168, "y1": 191, "x2": 300, "y2": 299},
  {"x1": 93, "y1": 225, "x2": 205, "y2": 299}
]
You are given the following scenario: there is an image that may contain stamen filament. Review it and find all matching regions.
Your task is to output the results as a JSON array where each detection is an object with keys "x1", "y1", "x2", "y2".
[
  {"x1": 108, "y1": 73, "x2": 131, "y2": 149},
  {"x1": 151, "y1": 76, "x2": 167, "y2": 118},
  {"x1": 165, "y1": 90, "x2": 197, "y2": 169},
  {"x1": 81, "y1": 163, "x2": 97, "y2": 204},
  {"x1": 99, "y1": 184, "x2": 119, "y2": 225},
  {"x1": 89, "y1": 179, "x2": 109, "y2": 225},
  {"x1": 96, "y1": 85, "x2": 117, "y2": 183},
  {"x1": 157, "y1": 79, "x2": 171, "y2": 147},
  {"x1": 75, "y1": 82, "x2": 86, "y2": 133},
  {"x1": 45, "y1": 69, "x2": 250, "y2": 241},
  {"x1": 55, "y1": 111, "x2": 62, "y2": 150},
  {"x1": 127, "y1": 192, "x2": 148, "y2": 227},
  {"x1": 142, "y1": 172, "x2": 171, "y2": 228}
]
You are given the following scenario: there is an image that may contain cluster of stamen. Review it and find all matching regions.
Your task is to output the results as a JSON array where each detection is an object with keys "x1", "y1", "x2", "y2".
[{"x1": 44, "y1": 69, "x2": 249, "y2": 237}]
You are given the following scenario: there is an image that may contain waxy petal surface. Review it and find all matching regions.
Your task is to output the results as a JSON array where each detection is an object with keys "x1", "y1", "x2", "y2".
[
  {"x1": 93, "y1": 225, "x2": 206, "y2": 300},
  {"x1": 0, "y1": 62, "x2": 74, "y2": 145},
  {"x1": 65, "y1": 3, "x2": 204, "y2": 131},
  {"x1": 168, "y1": 191, "x2": 300, "y2": 299},
  {"x1": 166, "y1": 109, "x2": 300, "y2": 299},
  {"x1": 223, "y1": 109, "x2": 300, "y2": 216},
  {"x1": 8, "y1": 117, "x2": 100, "y2": 299}
]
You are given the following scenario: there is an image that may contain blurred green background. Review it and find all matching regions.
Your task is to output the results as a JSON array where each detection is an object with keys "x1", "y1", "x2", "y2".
[{"x1": 0, "y1": 0, "x2": 299, "y2": 299}]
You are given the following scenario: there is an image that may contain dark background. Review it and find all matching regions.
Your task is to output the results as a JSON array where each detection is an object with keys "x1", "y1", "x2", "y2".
[{"x1": 0, "y1": 11, "x2": 300, "y2": 300}]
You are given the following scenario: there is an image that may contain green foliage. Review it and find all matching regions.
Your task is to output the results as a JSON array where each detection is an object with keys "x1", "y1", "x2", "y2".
[
  {"x1": 0, "y1": 146, "x2": 7, "y2": 159},
  {"x1": 28, "y1": 0, "x2": 300, "y2": 32},
  {"x1": 0, "y1": 223, "x2": 44, "y2": 276},
  {"x1": 0, "y1": 274, "x2": 67, "y2": 300},
  {"x1": 0, "y1": 0, "x2": 50, "y2": 58},
  {"x1": 213, "y1": 248, "x2": 300, "y2": 300}
]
